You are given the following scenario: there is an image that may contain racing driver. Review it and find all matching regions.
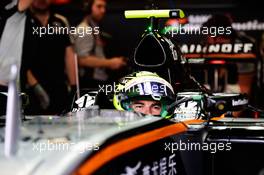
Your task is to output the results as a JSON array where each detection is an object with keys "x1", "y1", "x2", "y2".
[{"x1": 113, "y1": 71, "x2": 176, "y2": 117}]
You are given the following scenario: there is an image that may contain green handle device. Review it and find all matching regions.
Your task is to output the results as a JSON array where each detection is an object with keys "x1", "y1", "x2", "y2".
[
  {"x1": 124, "y1": 9, "x2": 185, "y2": 19},
  {"x1": 124, "y1": 9, "x2": 185, "y2": 32}
]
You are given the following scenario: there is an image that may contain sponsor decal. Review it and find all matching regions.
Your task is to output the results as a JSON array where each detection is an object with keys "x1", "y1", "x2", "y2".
[
  {"x1": 71, "y1": 93, "x2": 97, "y2": 112},
  {"x1": 232, "y1": 99, "x2": 248, "y2": 106},
  {"x1": 121, "y1": 154, "x2": 177, "y2": 175}
]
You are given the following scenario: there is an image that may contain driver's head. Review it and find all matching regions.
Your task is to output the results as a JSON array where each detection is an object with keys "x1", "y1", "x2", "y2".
[{"x1": 113, "y1": 71, "x2": 176, "y2": 117}]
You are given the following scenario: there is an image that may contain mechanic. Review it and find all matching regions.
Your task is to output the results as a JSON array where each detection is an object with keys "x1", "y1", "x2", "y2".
[
  {"x1": 0, "y1": 0, "x2": 33, "y2": 89},
  {"x1": 113, "y1": 71, "x2": 176, "y2": 117},
  {"x1": 0, "y1": 0, "x2": 33, "y2": 115},
  {"x1": 73, "y1": 0, "x2": 126, "y2": 89},
  {"x1": 21, "y1": 0, "x2": 76, "y2": 114}
]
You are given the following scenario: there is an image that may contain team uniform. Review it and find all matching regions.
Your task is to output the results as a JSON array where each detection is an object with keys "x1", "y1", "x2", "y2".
[
  {"x1": 21, "y1": 12, "x2": 72, "y2": 114},
  {"x1": 0, "y1": 0, "x2": 27, "y2": 115},
  {"x1": 0, "y1": 0, "x2": 26, "y2": 87}
]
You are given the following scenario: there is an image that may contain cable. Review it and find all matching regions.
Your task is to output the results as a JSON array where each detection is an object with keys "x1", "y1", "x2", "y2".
[{"x1": 188, "y1": 74, "x2": 213, "y2": 96}]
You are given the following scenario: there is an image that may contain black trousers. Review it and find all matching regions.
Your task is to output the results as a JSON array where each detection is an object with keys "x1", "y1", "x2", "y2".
[{"x1": 0, "y1": 85, "x2": 8, "y2": 115}]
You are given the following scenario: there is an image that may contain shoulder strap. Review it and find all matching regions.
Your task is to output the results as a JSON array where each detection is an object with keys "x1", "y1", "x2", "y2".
[{"x1": 88, "y1": 20, "x2": 96, "y2": 55}]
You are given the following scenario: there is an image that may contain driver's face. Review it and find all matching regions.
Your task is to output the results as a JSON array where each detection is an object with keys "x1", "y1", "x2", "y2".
[{"x1": 131, "y1": 100, "x2": 162, "y2": 115}]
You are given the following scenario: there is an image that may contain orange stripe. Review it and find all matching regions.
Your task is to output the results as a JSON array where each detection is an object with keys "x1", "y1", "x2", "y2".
[
  {"x1": 73, "y1": 122, "x2": 187, "y2": 175},
  {"x1": 184, "y1": 54, "x2": 202, "y2": 58},
  {"x1": 210, "y1": 114, "x2": 225, "y2": 121}
]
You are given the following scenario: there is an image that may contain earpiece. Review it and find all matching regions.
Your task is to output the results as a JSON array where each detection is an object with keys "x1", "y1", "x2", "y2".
[{"x1": 83, "y1": 0, "x2": 94, "y2": 15}]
